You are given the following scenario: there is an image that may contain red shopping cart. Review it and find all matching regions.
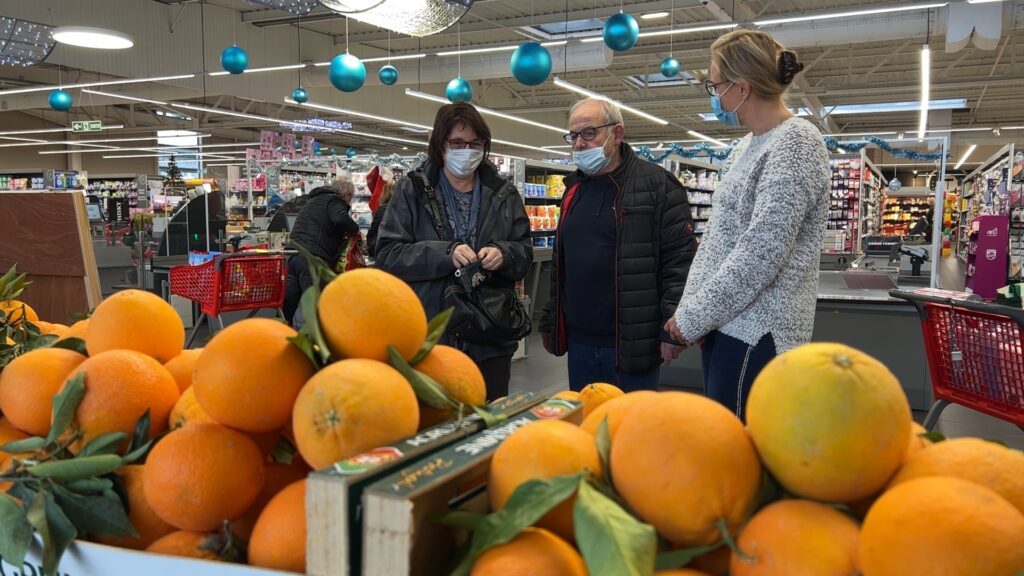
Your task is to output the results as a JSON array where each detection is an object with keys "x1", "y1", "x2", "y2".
[
  {"x1": 170, "y1": 251, "x2": 289, "y2": 347},
  {"x1": 891, "y1": 289, "x2": 1024, "y2": 432}
]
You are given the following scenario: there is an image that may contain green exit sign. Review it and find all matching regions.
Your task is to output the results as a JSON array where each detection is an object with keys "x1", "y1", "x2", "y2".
[{"x1": 71, "y1": 120, "x2": 102, "y2": 133}]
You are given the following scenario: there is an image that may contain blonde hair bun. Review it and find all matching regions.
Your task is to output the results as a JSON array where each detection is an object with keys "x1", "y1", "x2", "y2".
[{"x1": 711, "y1": 30, "x2": 801, "y2": 99}]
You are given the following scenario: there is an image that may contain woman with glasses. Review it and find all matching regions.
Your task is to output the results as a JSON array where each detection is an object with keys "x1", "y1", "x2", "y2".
[
  {"x1": 665, "y1": 29, "x2": 830, "y2": 421},
  {"x1": 376, "y1": 102, "x2": 533, "y2": 400}
]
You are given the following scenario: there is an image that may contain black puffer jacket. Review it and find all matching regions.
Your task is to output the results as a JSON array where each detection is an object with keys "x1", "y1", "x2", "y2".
[
  {"x1": 289, "y1": 187, "x2": 359, "y2": 263},
  {"x1": 540, "y1": 143, "x2": 698, "y2": 372},
  {"x1": 376, "y1": 160, "x2": 533, "y2": 361}
]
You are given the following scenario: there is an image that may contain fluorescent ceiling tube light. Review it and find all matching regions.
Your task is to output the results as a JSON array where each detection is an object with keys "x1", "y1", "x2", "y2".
[
  {"x1": 52, "y1": 26, "x2": 133, "y2": 49},
  {"x1": 0, "y1": 136, "x2": 47, "y2": 143},
  {"x1": 927, "y1": 126, "x2": 991, "y2": 133},
  {"x1": 0, "y1": 74, "x2": 195, "y2": 96},
  {"x1": 688, "y1": 130, "x2": 730, "y2": 147},
  {"x1": 101, "y1": 152, "x2": 241, "y2": 159},
  {"x1": 823, "y1": 131, "x2": 899, "y2": 137},
  {"x1": 285, "y1": 99, "x2": 434, "y2": 131},
  {"x1": 82, "y1": 89, "x2": 167, "y2": 106},
  {"x1": 361, "y1": 54, "x2": 428, "y2": 63},
  {"x1": 0, "y1": 124, "x2": 123, "y2": 137},
  {"x1": 404, "y1": 89, "x2": 566, "y2": 134},
  {"x1": 553, "y1": 77, "x2": 668, "y2": 126},
  {"x1": 967, "y1": 0, "x2": 1005, "y2": 3},
  {"x1": 637, "y1": 23, "x2": 739, "y2": 38},
  {"x1": 493, "y1": 138, "x2": 570, "y2": 156},
  {"x1": 641, "y1": 12, "x2": 670, "y2": 20},
  {"x1": 209, "y1": 63, "x2": 306, "y2": 77},
  {"x1": 954, "y1": 144, "x2": 977, "y2": 170},
  {"x1": 1, "y1": 136, "x2": 167, "y2": 149},
  {"x1": 436, "y1": 40, "x2": 566, "y2": 57},
  {"x1": 918, "y1": 45, "x2": 930, "y2": 140},
  {"x1": 756, "y1": 3, "x2": 947, "y2": 26}
]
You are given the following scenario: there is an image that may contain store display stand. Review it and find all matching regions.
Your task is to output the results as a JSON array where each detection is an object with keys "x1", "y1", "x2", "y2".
[
  {"x1": 957, "y1": 144, "x2": 1014, "y2": 263},
  {"x1": 964, "y1": 214, "x2": 1009, "y2": 299}
]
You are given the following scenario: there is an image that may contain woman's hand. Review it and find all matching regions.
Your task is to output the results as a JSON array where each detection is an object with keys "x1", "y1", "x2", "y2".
[
  {"x1": 453, "y1": 244, "x2": 478, "y2": 267},
  {"x1": 664, "y1": 317, "x2": 688, "y2": 346},
  {"x1": 478, "y1": 246, "x2": 505, "y2": 271}
]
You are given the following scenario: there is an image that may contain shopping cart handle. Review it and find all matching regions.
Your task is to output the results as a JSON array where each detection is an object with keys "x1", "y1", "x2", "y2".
[
  {"x1": 212, "y1": 250, "x2": 298, "y2": 272},
  {"x1": 890, "y1": 289, "x2": 1024, "y2": 324}
]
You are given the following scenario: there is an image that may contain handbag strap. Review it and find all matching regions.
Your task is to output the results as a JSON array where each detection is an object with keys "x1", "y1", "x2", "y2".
[{"x1": 410, "y1": 171, "x2": 452, "y2": 243}]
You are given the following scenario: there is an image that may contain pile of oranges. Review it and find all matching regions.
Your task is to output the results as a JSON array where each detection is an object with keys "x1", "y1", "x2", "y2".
[
  {"x1": 474, "y1": 343, "x2": 1024, "y2": 576},
  {"x1": 0, "y1": 267, "x2": 488, "y2": 574}
]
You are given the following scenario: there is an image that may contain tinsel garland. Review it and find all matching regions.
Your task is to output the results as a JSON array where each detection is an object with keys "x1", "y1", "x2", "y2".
[{"x1": 635, "y1": 135, "x2": 948, "y2": 164}]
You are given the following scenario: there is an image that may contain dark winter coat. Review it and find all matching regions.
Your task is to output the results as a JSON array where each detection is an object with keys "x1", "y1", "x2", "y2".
[
  {"x1": 376, "y1": 160, "x2": 533, "y2": 361},
  {"x1": 539, "y1": 142, "x2": 699, "y2": 373},
  {"x1": 288, "y1": 187, "x2": 359, "y2": 264},
  {"x1": 366, "y1": 201, "x2": 389, "y2": 258}
]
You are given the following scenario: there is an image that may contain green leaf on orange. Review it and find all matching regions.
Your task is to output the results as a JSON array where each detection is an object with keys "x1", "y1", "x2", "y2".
[
  {"x1": 410, "y1": 307, "x2": 453, "y2": 365},
  {"x1": 0, "y1": 492, "x2": 33, "y2": 570},
  {"x1": 573, "y1": 478, "x2": 656, "y2": 576},
  {"x1": 47, "y1": 372, "x2": 86, "y2": 446}
]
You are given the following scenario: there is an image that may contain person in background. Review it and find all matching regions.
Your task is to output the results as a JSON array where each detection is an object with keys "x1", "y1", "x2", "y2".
[
  {"x1": 376, "y1": 103, "x2": 533, "y2": 400},
  {"x1": 539, "y1": 98, "x2": 698, "y2": 392},
  {"x1": 283, "y1": 178, "x2": 359, "y2": 326},
  {"x1": 666, "y1": 29, "x2": 830, "y2": 421},
  {"x1": 366, "y1": 181, "x2": 395, "y2": 258}
]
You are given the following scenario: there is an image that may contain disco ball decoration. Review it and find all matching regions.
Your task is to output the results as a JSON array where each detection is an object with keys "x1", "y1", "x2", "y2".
[
  {"x1": 510, "y1": 42, "x2": 552, "y2": 87},
  {"x1": 445, "y1": 76, "x2": 473, "y2": 103},
  {"x1": 241, "y1": 0, "x2": 318, "y2": 15},
  {"x1": 888, "y1": 177, "x2": 902, "y2": 192},
  {"x1": 346, "y1": 147, "x2": 358, "y2": 158},
  {"x1": 220, "y1": 45, "x2": 249, "y2": 74},
  {"x1": 604, "y1": 12, "x2": 640, "y2": 52},
  {"x1": 318, "y1": 0, "x2": 473, "y2": 38},
  {"x1": 660, "y1": 56, "x2": 681, "y2": 78},
  {"x1": 329, "y1": 53, "x2": 366, "y2": 92},
  {"x1": 378, "y1": 64, "x2": 399, "y2": 86},
  {"x1": 291, "y1": 87, "x2": 309, "y2": 103},
  {"x1": 48, "y1": 89, "x2": 73, "y2": 112}
]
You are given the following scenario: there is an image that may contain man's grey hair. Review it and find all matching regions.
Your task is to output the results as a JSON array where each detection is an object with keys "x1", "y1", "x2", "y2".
[
  {"x1": 330, "y1": 177, "x2": 355, "y2": 197},
  {"x1": 569, "y1": 98, "x2": 624, "y2": 127}
]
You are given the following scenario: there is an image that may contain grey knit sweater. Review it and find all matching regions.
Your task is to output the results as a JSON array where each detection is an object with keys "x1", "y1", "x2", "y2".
[{"x1": 674, "y1": 117, "x2": 830, "y2": 352}]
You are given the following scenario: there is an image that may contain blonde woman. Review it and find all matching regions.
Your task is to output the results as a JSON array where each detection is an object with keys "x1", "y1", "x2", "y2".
[{"x1": 666, "y1": 30, "x2": 830, "y2": 421}]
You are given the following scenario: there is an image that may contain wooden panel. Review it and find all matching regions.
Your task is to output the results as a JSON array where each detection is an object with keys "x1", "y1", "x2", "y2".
[
  {"x1": 15, "y1": 275, "x2": 91, "y2": 322},
  {"x1": 0, "y1": 192, "x2": 87, "y2": 277}
]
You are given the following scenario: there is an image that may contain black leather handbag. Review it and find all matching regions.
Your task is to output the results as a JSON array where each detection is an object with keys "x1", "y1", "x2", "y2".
[{"x1": 411, "y1": 172, "x2": 531, "y2": 346}]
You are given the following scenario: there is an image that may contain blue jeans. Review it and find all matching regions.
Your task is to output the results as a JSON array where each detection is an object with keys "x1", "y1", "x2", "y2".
[
  {"x1": 567, "y1": 340, "x2": 661, "y2": 392},
  {"x1": 701, "y1": 331, "x2": 777, "y2": 422}
]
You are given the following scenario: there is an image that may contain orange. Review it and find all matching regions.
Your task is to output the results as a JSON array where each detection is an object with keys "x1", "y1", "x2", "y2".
[
  {"x1": 146, "y1": 531, "x2": 221, "y2": 561},
  {"x1": 551, "y1": 390, "x2": 580, "y2": 402},
  {"x1": 0, "y1": 300, "x2": 38, "y2": 326},
  {"x1": 688, "y1": 546, "x2": 731, "y2": 575},
  {"x1": 163, "y1": 349, "x2": 203, "y2": 393},
  {"x1": 860, "y1": 476, "x2": 1024, "y2": 576},
  {"x1": 746, "y1": 343, "x2": 911, "y2": 503},
  {"x1": 0, "y1": 347, "x2": 86, "y2": 436},
  {"x1": 168, "y1": 386, "x2": 217, "y2": 429},
  {"x1": 87, "y1": 290, "x2": 184, "y2": 363},
  {"x1": 578, "y1": 382, "x2": 623, "y2": 418},
  {"x1": 65, "y1": 350, "x2": 179, "y2": 451},
  {"x1": 611, "y1": 392, "x2": 761, "y2": 547},
  {"x1": 292, "y1": 358, "x2": 419, "y2": 471},
  {"x1": 0, "y1": 423, "x2": 30, "y2": 492},
  {"x1": 249, "y1": 479, "x2": 307, "y2": 572},
  {"x1": 57, "y1": 319, "x2": 90, "y2": 346},
  {"x1": 580, "y1": 391, "x2": 657, "y2": 438},
  {"x1": 889, "y1": 437, "x2": 1024, "y2": 514},
  {"x1": 318, "y1": 268, "x2": 427, "y2": 362},
  {"x1": 193, "y1": 318, "x2": 313, "y2": 433},
  {"x1": 488, "y1": 419, "x2": 601, "y2": 541},
  {"x1": 729, "y1": 500, "x2": 860, "y2": 576},
  {"x1": 231, "y1": 463, "x2": 309, "y2": 540},
  {"x1": 95, "y1": 465, "x2": 176, "y2": 550},
  {"x1": 656, "y1": 571, "x2": 711, "y2": 576},
  {"x1": 470, "y1": 527, "x2": 587, "y2": 576},
  {"x1": 905, "y1": 422, "x2": 931, "y2": 461},
  {"x1": 415, "y1": 345, "x2": 486, "y2": 429},
  {"x1": 143, "y1": 423, "x2": 264, "y2": 532}
]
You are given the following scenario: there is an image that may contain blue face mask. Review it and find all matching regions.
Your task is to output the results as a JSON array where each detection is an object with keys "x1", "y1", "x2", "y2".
[
  {"x1": 710, "y1": 82, "x2": 746, "y2": 127},
  {"x1": 573, "y1": 133, "x2": 613, "y2": 175}
]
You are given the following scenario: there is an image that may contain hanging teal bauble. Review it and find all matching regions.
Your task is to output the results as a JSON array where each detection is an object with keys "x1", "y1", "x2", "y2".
[
  {"x1": 604, "y1": 12, "x2": 640, "y2": 52},
  {"x1": 445, "y1": 76, "x2": 473, "y2": 103},
  {"x1": 329, "y1": 147, "x2": 338, "y2": 155},
  {"x1": 220, "y1": 45, "x2": 249, "y2": 75},
  {"x1": 888, "y1": 177, "x2": 903, "y2": 192},
  {"x1": 48, "y1": 89, "x2": 73, "y2": 112},
  {"x1": 660, "y1": 56, "x2": 681, "y2": 78},
  {"x1": 329, "y1": 53, "x2": 366, "y2": 92},
  {"x1": 346, "y1": 147, "x2": 357, "y2": 158},
  {"x1": 378, "y1": 64, "x2": 399, "y2": 86},
  {"x1": 510, "y1": 42, "x2": 552, "y2": 86},
  {"x1": 291, "y1": 87, "x2": 309, "y2": 103}
]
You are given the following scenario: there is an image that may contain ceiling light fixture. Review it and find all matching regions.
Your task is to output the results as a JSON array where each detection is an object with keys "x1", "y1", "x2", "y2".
[
  {"x1": 209, "y1": 63, "x2": 307, "y2": 77},
  {"x1": 954, "y1": 144, "x2": 978, "y2": 170},
  {"x1": 82, "y1": 89, "x2": 167, "y2": 106},
  {"x1": 436, "y1": 40, "x2": 566, "y2": 58},
  {"x1": 0, "y1": 74, "x2": 195, "y2": 96},
  {"x1": 641, "y1": 12, "x2": 670, "y2": 20},
  {"x1": 405, "y1": 89, "x2": 567, "y2": 134},
  {"x1": 823, "y1": 131, "x2": 899, "y2": 137},
  {"x1": 0, "y1": 136, "x2": 176, "y2": 149},
  {"x1": 285, "y1": 98, "x2": 434, "y2": 130},
  {"x1": 755, "y1": 2, "x2": 947, "y2": 26},
  {"x1": 314, "y1": 53, "x2": 428, "y2": 66},
  {"x1": 52, "y1": 26, "x2": 134, "y2": 49},
  {"x1": 966, "y1": 0, "x2": 1005, "y2": 3},
  {"x1": 101, "y1": 152, "x2": 239, "y2": 159},
  {"x1": 581, "y1": 22, "x2": 738, "y2": 42},
  {"x1": 687, "y1": 130, "x2": 730, "y2": 147},
  {"x1": 0, "y1": 136, "x2": 47, "y2": 143},
  {"x1": 0, "y1": 124, "x2": 124, "y2": 137},
  {"x1": 918, "y1": 45, "x2": 930, "y2": 140},
  {"x1": 38, "y1": 142, "x2": 260, "y2": 155},
  {"x1": 553, "y1": 77, "x2": 668, "y2": 126},
  {"x1": 492, "y1": 138, "x2": 569, "y2": 155}
]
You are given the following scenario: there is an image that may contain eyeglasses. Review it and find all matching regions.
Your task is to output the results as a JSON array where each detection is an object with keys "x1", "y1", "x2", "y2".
[
  {"x1": 563, "y1": 122, "x2": 617, "y2": 144},
  {"x1": 704, "y1": 80, "x2": 733, "y2": 97},
  {"x1": 446, "y1": 138, "x2": 486, "y2": 150}
]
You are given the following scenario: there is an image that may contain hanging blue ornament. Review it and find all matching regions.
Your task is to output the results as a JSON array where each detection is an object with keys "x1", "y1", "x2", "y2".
[
  {"x1": 378, "y1": 64, "x2": 399, "y2": 86},
  {"x1": 445, "y1": 76, "x2": 473, "y2": 103},
  {"x1": 604, "y1": 12, "x2": 640, "y2": 52},
  {"x1": 660, "y1": 56, "x2": 681, "y2": 78},
  {"x1": 48, "y1": 89, "x2": 72, "y2": 112},
  {"x1": 510, "y1": 42, "x2": 552, "y2": 86},
  {"x1": 329, "y1": 147, "x2": 337, "y2": 155},
  {"x1": 888, "y1": 178, "x2": 903, "y2": 192},
  {"x1": 346, "y1": 147, "x2": 357, "y2": 158},
  {"x1": 291, "y1": 87, "x2": 309, "y2": 103},
  {"x1": 329, "y1": 53, "x2": 366, "y2": 92},
  {"x1": 220, "y1": 45, "x2": 249, "y2": 75}
]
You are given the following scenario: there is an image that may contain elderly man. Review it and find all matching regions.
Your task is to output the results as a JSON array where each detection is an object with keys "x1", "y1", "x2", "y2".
[
  {"x1": 284, "y1": 178, "x2": 360, "y2": 325},
  {"x1": 539, "y1": 98, "x2": 698, "y2": 391}
]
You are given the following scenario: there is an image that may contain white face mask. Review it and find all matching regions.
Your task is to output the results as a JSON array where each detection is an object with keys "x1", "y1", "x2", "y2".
[
  {"x1": 573, "y1": 133, "x2": 613, "y2": 175},
  {"x1": 445, "y1": 148, "x2": 484, "y2": 178}
]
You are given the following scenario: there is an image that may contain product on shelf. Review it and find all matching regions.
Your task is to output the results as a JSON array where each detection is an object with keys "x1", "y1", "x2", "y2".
[
  {"x1": 881, "y1": 196, "x2": 931, "y2": 236},
  {"x1": 825, "y1": 157, "x2": 862, "y2": 253}
]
